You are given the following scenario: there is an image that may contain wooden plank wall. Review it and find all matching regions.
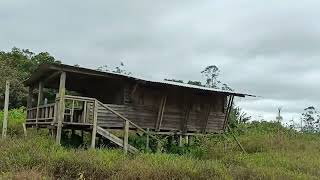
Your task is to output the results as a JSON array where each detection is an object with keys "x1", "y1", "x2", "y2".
[{"x1": 97, "y1": 85, "x2": 228, "y2": 133}]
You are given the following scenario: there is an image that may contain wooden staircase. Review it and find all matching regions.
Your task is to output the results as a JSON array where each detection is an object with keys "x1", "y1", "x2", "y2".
[
  {"x1": 26, "y1": 94, "x2": 161, "y2": 153},
  {"x1": 88, "y1": 98, "x2": 161, "y2": 153},
  {"x1": 96, "y1": 126, "x2": 138, "y2": 153}
]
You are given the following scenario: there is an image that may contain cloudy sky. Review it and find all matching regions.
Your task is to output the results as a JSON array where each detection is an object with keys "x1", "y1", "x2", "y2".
[{"x1": 1, "y1": 0, "x2": 320, "y2": 125}]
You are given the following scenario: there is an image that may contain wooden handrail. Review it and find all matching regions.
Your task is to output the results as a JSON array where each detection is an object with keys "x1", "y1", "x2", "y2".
[
  {"x1": 96, "y1": 100, "x2": 161, "y2": 142},
  {"x1": 52, "y1": 95, "x2": 162, "y2": 145},
  {"x1": 27, "y1": 103, "x2": 56, "y2": 111},
  {"x1": 64, "y1": 95, "x2": 96, "y2": 102}
]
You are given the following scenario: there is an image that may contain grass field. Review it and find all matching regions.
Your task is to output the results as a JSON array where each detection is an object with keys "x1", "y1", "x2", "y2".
[{"x1": 1, "y1": 109, "x2": 320, "y2": 179}]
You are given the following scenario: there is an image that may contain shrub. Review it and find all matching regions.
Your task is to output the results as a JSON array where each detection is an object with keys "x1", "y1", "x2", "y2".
[
  {"x1": 0, "y1": 108, "x2": 26, "y2": 136},
  {"x1": 1, "y1": 116, "x2": 320, "y2": 179}
]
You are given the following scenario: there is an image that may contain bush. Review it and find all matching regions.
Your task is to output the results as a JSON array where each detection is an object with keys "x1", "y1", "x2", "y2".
[
  {"x1": 0, "y1": 108, "x2": 26, "y2": 136},
  {"x1": 1, "y1": 115, "x2": 320, "y2": 179}
]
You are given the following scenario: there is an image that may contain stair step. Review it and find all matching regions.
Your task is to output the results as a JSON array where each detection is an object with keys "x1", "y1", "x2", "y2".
[{"x1": 96, "y1": 126, "x2": 138, "y2": 153}]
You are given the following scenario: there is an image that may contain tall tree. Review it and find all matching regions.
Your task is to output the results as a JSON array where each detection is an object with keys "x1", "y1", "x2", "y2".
[
  {"x1": 0, "y1": 48, "x2": 60, "y2": 109},
  {"x1": 301, "y1": 106, "x2": 320, "y2": 133},
  {"x1": 201, "y1": 65, "x2": 220, "y2": 88}
]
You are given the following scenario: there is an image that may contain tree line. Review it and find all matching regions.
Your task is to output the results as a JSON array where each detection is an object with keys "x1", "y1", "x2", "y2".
[
  {"x1": 1, "y1": 47, "x2": 319, "y2": 132},
  {"x1": 0, "y1": 48, "x2": 60, "y2": 109},
  {"x1": 0, "y1": 48, "x2": 253, "y2": 129}
]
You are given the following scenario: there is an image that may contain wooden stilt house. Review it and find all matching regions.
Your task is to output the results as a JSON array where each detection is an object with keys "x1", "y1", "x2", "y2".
[{"x1": 24, "y1": 63, "x2": 252, "y2": 153}]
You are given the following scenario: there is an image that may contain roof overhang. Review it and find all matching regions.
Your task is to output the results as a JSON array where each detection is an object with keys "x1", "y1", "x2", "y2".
[{"x1": 24, "y1": 63, "x2": 255, "y2": 97}]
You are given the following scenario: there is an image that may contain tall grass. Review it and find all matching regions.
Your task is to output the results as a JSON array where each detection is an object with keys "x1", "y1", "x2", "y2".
[
  {"x1": 1, "y1": 109, "x2": 320, "y2": 179},
  {"x1": 0, "y1": 108, "x2": 26, "y2": 136}
]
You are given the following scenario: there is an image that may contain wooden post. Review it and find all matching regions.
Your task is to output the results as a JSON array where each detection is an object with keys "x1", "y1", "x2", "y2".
[
  {"x1": 27, "y1": 86, "x2": 34, "y2": 109},
  {"x1": 156, "y1": 140, "x2": 161, "y2": 153},
  {"x1": 185, "y1": 135, "x2": 189, "y2": 145},
  {"x1": 56, "y1": 72, "x2": 66, "y2": 145},
  {"x1": 179, "y1": 135, "x2": 183, "y2": 147},
  {"x1": 70, "y1": 100, "x2": 75, "y2": 123},
  {"x1": 91, "y1": 100, "x2": 98, "y2": 148},
  {"x1": 227, "y1": 125, "x2": 246, "y2": 153},
  {"x1": 123, "y1": 120, "x2": 129, "y2": 154},
  {"x1": 81, "y1": 130, "x2": 84, "y2": 142},
  {"x1": 2, "y1": 81, "x2": 10, "y2": 138},
  {"x1": 146, "y1": 128, "x2": 150, "y2": 150},
  {"x1": 36, "y1": 81, "x2": 44, "y2": 127},
  {"x1": 155, "y1": 95, "x2": 167, "y2": 131},
  {"x1": 53, "y1": 94, "x2": 58, "y2": 123},
  {"x1": 22, "y1": 123, "x2": 27, "y2": 137},
  {"x1": 82, "y1": 101, "x2": 87, "y2": 123},
  {"x1": 188, "y1": 136, "x2": 192, "y2": 145},
  {"x1": 202, "y1": 103, "x2": 212, "y2": 133},
  {"x1": 223, "y1": 95, "x2": 234, "y2": 131},
  {"x1": 182, "y1": 104, "x2": 192, "y2": 133}
]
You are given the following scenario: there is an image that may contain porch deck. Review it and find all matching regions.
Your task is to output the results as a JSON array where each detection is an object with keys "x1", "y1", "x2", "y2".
[{"x1": 26, "y1": 95, "x2": 163, "y2": 153}]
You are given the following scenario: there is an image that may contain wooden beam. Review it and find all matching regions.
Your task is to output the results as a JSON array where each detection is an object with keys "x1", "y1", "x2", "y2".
[
  {"x1": 2, "y1": 81, "x2": 9, "y2": 138},
  {"x1": 146, "y1": 128, "x2": 150, "y2": 150},
  {"x1": 185, "y1": 135, "x2": 189, "y2": 145},
  {"x1": 70, "y1": 100, "x2": 75, "y2": 123},
  {"x1": 181, "y1": 103, "x2": 192, "y2": 133},
  {"x1": 98, "y1": 101, "x2": 161, "y2": 141},
  {"x1": 222, "y1": 95, "x2": 234, "y2": 131},
  {"x1": 202, "y1": 103, "x2": 212, "y2": 133},
  {"x1": 123, "y1": 120, "x2": 129, "y2": 154},
  {"x1": 91, "y1": 100, "x2": 98, "y2": 148},
  {"x1": 53, "y1": 94, "x2": 58, "y2": 124},
  {"x1": 155, "y1": 95, "x2": 167, "y2": 131},
  {"x1": 27, "y1": 86, "x2": 34, "y2": 108},
  {"x1": 56, "y1": 72, "x2": 66, "y2": 145},
  {"x1": 35, "y1": 81, "x2": 44, "y2": 127},
  {"x1": 130, "y1": 83, "x2": 138, "y2": 99},
  {"x1": 178, "y1": 135, "x2": 183, "y2": 147},
  {"x1": 227, "y1": 124, "x2": 246, "y2": 153},
  {"x1": 82, "y1": 101, "x2": 87, "y2": 123},
  {"x1": 43, "y1": 71, "x2": 62, "y2": 83},
  {"x1": 22, "y1": 123, "x2": 27, "y2": 137},
  {"x1": 154, "y1": 131, "x2": 207, "y2": 136}
]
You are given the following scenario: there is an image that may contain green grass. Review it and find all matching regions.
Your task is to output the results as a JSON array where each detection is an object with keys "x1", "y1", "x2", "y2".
[{"x1": 1, "y1": 109, "x2": 320, "y2": 179}]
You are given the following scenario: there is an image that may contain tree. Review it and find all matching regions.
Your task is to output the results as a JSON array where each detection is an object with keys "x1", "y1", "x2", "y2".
[
  {"x1": 0, "y1": 48, "x2": 60, "y2": 109},
  {"x1": 301, "y1": 106, "x2": 320, "y2": 133},
  {"x1": 276, "y1": 108, "x2": 283, "y2": 123},
  {"x1": 114, "y1": 62, "x2": 131, "y2": 75},
  {"x1": 201, "y1": 65, "x2": 220, "y2": 88},
  {"x1": 221, "y1": 83, "x2": 233, "y2": 91},
  {"x1": 97, "y1": 62, "x2": 131, "y2": 75},
  {"x1": 164, "y1": 79, "x2": 184, "y2": 83},
  {"x1": 187, "y1": 81, "x2": 203, "y2": 87},
  {"x1": 228, "y1": 106, "x2": 251, "y2": 128},
  {"x1": 164, "y1": 64, "x2": 246, "y2": 128}
]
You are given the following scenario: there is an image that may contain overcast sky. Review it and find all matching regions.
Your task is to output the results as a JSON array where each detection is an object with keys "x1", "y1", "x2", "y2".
[{"x1": 1, "y1": 0, "x2": 320, "y2": 125}]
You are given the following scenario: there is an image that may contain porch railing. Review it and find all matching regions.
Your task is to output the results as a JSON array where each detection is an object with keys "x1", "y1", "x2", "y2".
[
  {"x1": 63, "y1": 95, "x2": 95, "y2": 124},
  {"x1": 26, "y1": 103, "x2": 56, "y2": 123},
  {"x1": 26, "y1": 94, "x2": 162, "y2": 152},
  {"x1": 26, "y1": 95, "x2": 95, "y2": 125}
]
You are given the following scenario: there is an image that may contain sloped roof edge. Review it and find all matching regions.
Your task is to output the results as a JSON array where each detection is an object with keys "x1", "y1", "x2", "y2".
[{"x1": 24, "y1": 63, "x2": 255, "y2": 97}]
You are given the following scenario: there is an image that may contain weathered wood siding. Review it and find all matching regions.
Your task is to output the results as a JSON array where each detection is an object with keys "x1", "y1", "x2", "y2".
[{"x1": 97, "y1": 85, "x2": 227, "y2": 133}]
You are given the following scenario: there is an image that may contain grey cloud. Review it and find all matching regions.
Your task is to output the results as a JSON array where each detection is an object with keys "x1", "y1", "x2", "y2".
[{"x1": 1, "y1": 0, "x2": 320, "y2": 122}]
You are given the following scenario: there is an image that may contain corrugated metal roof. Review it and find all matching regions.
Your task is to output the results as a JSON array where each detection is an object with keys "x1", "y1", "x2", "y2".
[
  {"x1": 80, "y1": 65, "x2": 254, "y2": 97},
  {"x1": 25, "y1": 63, "x2": 255, "y2": 97}
]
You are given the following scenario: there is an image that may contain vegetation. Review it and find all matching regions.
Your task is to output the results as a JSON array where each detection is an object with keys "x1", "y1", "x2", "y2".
[
  {"x1": 1, "y1": 48, "x2": 320, "y2": 179},
  {"x1": 1, "y1": 109, "x2": 320, "y2": 179},
  {"x1": 0, "y1": 48, "x2": 60, "y2": 109}
]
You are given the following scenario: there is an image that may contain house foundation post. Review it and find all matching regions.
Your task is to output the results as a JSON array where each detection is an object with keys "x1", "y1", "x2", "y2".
[{"x1": 56, "y1": 72, "x2": 66, "y2": 145}]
